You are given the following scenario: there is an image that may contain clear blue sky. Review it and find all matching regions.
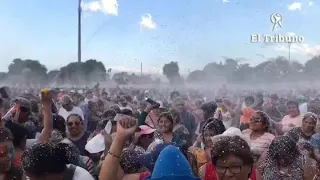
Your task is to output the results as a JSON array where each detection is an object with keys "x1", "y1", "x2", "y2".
[{"x1": 0, "y1": 0, "x2": 319, "y2": 74}]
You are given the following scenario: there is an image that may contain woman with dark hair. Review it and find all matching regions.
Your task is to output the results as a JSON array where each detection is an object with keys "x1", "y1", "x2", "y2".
[
  {"x1": 170, "y1": 108, "x2": 190, "y2": 145},
  {"x1": 22, "y1": 142, "x2": 94, "y2": 180},
  {"x1": 5, "y1": 121, "x2": 28, "y2": 168},
  {"x1": 242, "y1": 111, "x2": 275, "y2": 164},
  {"x1": 257, "y1": 136, "x2": 318, "y2": 180},
  {"x1": 52, "y1": 114, "x2": 67, "y2": 138},
  {"x1": 154, "y1": 112, "x2": 183, "y2": 148},
  {"x1": 191, "y1": 118, "x2": 226, "y2": 179},
  {"x1": 280, "y1": 100, "x2": 303, "y2": 134},
  {"x1": 0, "y1": 128, "x2": 25, "y2": 180},
  {"x1": 285, "y1": 112, "x2": 317, "y2": 142},
  {"x1": 209, "y1": 136, "x2": 256, "y2": 180},
  {"x1": 87, "y1": 101, "x2": 100, "y2": 133}
]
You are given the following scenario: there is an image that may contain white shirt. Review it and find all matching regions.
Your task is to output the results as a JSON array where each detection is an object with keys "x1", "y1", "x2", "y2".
[
  {"x1": 299, "y1": 103, "x2": 308, "y2": 114},
  {"x1": 58, "y1": 106, "x2": 84, "y2": 121},
  {"x1": 67, "y1": 164, "x2": 94, "y2": 180}
]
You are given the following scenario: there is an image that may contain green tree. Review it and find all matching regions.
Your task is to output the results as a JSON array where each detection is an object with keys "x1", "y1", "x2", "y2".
[
  {"x1": 163, "y1": 62, "x2": 180, "y2": 81},
  {"x1": 7, "y1": 58, "x2": 48, "y2": 85},
  {"x1": 304, "y1": 56, "x2": 320, "y2": 76},
  {"x1": 112, "y1": 72, "x2": 129, "y2": 85},
  {"x1": 187, "y1": 70, "x2": 205, "y2": 82},
  {"x1": 54, "y1": 59, "x2": 107, "y2": 85}
]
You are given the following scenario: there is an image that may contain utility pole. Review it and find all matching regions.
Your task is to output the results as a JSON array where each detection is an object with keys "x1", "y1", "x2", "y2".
[
  {"x1": 140, "y1": 62, "x2": 142, "y2": 76},
  {"x1": 77, "y1": 0, "x2": 82, "y2": 63},
  {"x1": 288, "y1": 42, "x2": 292, "y2": 63}
]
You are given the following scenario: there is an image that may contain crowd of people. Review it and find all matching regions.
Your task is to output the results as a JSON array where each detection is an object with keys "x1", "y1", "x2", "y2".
[{"x1": 0, "y1": 84, "x2": 320, "y2": 180}]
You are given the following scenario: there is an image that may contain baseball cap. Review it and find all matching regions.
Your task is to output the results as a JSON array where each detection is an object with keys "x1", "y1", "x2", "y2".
[
  {"x1": 11, "y1": 97, "x2": 31, "y2": 110},
  {"x1": 139, "y1": 125, "x2": 156, "y2": 135}
]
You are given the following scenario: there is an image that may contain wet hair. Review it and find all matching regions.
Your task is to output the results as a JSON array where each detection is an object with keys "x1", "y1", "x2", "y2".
[
  {"x1": 119, "y1": 148, "x2": 143, "y2": 174},
  {"x1": 157, "y1": 112, "x2": 174, "y2": 124},
  {"x1": 102, "y1": 109, "x2": 117, "y2": 119},
  {"x1": 245, "y1": 96, "x2": 254, "y2": 104},
  {"x1": 201, "y1": 101, "x2": 218, "y2": 120},
  {"x1": 285, "y1": 127, "x2": 301, "y2": 143},
  {"x1": 170, "y1": 91, "x2": 180, "y2": 100},
  {"x1": 109, "y1": 105, "x2": 121, "y2": 113},
  {"x1": 168, "y1": 108, "x2": 181, "y2": 124},
  {"x1": 49, "y1": 130, "x2": 65, "y2": 144},
  {"x1": 203, "y1": 118, "x2": 226, "y2": 134},
  {"x1": 211, "y1": 136, "x2": 253, "y2": 166},
  {"x1": 120, "y1": 109, "x2": 133, "y2": 116},
  {"x1": 55, "y1": 139, "x2": 80, "y2": 165},
  {"x1": 22, "y1": 143, "x2": 70, "y2": 176},
  {"x1": 53, "y1": 114, "x2": 66, "y2": 137},
  {"x1": 287, "y1": 100, "x2": 299, "y2": 108},
  {"x1": 268, "y1": 136, "x2": 299, "y2": 159},
  {"x1": 263, "y1": 135, "x2": 304, "y2": 180},
  {"x1": 88, "y1": 101, "x2": 97, "y2": 110},
  {"x1": 255, "y1": 111, "x2": 271, "y2": 132},
  {"x1": 302, "y1": 112, "x2": 318, "y2": 123},
  {"x1": 202, "y1": 118, "x2": 226, "y2": 142}
]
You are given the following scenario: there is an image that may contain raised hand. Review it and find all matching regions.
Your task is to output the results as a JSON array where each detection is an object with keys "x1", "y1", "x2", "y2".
[
  {"x1": 116, "y1": 116, "x2": 138, "y2": 140},
  {"x1": 40, "y1": 88, "x2": 53, "y2": 106}
]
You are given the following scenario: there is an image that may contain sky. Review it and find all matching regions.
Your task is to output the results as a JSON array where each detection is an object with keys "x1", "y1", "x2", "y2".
[{"x1": 0, "y1": 0, "x2": 319, "y2": 75}]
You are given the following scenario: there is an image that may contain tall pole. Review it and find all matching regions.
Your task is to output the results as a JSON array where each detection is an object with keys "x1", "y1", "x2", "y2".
[
  {"x1": 140, "y1": 62, "x2": 142, "y2": 76},
  {"x1": 78, "y1": 0, "x2": 82, "y2": 63},
  {"x1": 288, "y1": 42, "x2": 292, "y2": 63}
]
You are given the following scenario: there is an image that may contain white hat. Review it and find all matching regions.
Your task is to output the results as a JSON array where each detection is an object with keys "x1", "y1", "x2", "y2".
[{"x1": 211, "y1": 127, "x2": 250, "y2": 146}]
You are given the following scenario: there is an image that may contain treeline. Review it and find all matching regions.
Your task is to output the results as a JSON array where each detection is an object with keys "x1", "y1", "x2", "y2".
[
  {"x1": 163, "y1": 56, "x2": 320, "y2": 84},
  {"x1": 0, "y1": 58, "x2": 107, "y2": 86},
  {"x1": 1, "y1": 55, "x2": 320, "y2": 86},
  {"x1": 0, "y1": 58, "x2": 159, "y2": 86}
]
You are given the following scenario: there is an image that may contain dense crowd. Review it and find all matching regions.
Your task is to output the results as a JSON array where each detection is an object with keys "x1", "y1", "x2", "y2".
[{"x1": 0, "y1": 85, "x2": 319, "y2": 180}]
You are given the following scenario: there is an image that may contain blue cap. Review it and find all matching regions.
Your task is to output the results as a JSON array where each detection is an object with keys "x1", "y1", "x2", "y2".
[
  {"x1": 145, "y1": 145, "x2": 200, "y2": 180},
  {"x1": 138, "y1": 143, "x2": 170, "y2": 171}
]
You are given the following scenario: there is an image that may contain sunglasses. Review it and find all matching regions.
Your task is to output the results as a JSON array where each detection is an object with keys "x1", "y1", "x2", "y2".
[
  {"x1": 67, "y1": 121, "x2": 82, "y2": 127},
  {"x1": 250, "y1": 117, "x2": 263, "y2": 122}
]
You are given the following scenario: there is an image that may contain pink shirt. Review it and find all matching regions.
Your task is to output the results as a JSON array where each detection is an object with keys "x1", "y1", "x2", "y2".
[
  {"x1": 242, "y1": 129, "x2": 275, "y2": 155},
  {"x1": 281, "y1": 114, "x2": 303, "y2": 133}
]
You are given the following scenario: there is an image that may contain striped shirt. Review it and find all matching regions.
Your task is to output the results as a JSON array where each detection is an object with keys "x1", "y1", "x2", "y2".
[{"x1": 242, "y1": 129, "x2": 275, "y2": 155}]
